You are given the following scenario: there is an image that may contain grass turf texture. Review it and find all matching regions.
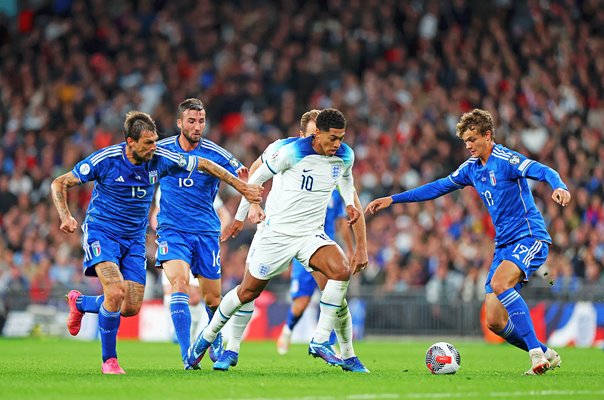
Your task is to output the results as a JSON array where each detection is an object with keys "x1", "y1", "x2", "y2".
[{"x1": 0, "y1": 338, "x2": 603, "y2": 400}]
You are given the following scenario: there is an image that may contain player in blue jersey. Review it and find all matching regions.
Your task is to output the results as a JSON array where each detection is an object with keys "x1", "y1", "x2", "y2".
[
  {"x1": 188, "y1": 109, "x2": 370, "y2": 373},
  {"x1": 154, "y1": 98, "x2": 248, "y2": 370},
  {"x1": 51, "y1": 111, "x2": 262, "y2": 374},
  {"x1": 365, "y1": 109, "x2": 571, "y2": 375}
]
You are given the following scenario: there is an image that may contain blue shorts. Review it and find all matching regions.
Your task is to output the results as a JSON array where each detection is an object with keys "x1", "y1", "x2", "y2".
[
  {"x1": 82, "y1": 224, "x2": 146, "y2": 285},
  {"x1": 289, "y1": 259, "x2": 318, "y2": 299},
  {"x1": 485, "y1": 237, "x2": 549, "y2": 294},
  {"x1": 155, "y1": 229, "x2": 221, "y2": 280}
]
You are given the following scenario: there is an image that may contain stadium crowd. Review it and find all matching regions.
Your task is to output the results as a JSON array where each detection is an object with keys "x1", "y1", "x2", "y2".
[{"x1": 0, "y1": 0, "x2": 603, "y2": 313}]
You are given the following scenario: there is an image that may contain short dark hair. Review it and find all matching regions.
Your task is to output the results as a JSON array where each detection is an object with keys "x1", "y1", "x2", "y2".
[
  {"x1": 123, "y1": 111, "x2": 157, "y2": 140},
  {"x1": 178, "y1": 98, "x2": 205, "y2": 118},
  {"x1": 456, "y1": 109, "x2": 495, "y2": 140},
  {"x1": 316, "y1": 108, "x2": 346, "y2": 132}
]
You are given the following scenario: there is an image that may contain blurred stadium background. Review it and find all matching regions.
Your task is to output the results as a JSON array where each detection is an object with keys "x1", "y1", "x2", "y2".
[{"x1": 0, "y1": 0, "x2": 602, "y2": 346}]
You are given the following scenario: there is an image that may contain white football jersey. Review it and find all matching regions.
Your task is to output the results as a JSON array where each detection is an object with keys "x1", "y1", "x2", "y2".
[
  {"x1": 263, "y1": 136, "x2": 355, "y2": 236},
  {"x1": 260, "y1": 137, "x2": 298, "y2": 218}
]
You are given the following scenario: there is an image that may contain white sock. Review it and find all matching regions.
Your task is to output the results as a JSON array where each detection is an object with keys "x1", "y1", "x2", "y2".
[
  {"x1": 335, "y1": 299, "x2": 355, "y2": 359},
  {"x1": 225, "y1": 300, "x2": 254, "y2": 353},
  {"x1": 203, "y1": 287, "x2": 243, "y2": 342},
  {"x1": 189, "y1": 302, "x2": 205, "y2": 338},
  {"x1": 314, "y1": 280, "x2": 348, "y2": 343}
]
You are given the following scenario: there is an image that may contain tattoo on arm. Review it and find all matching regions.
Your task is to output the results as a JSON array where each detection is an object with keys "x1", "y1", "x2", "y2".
[
  {"x1": 197, "y1": 157, "x2": 243, "y2": 190},
  {"x1": 51, "y1": 172, "x2": 80, "y2": 220}
]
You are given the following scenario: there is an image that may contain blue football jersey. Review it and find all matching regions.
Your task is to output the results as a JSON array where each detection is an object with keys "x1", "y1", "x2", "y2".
[
  {"x1": 392, "y1": 144, "x2": 567, "y2": 247},
  {"x1": 156, "y1": 136, "x2": 242, "y2": 234},
  {"x1": 72, "y1": 143, "x2": 197, "y2": 237},
  {"x1": 324, "y1": 190, "x2": 346, "y2": 239},
  {"x1": 448, "y1": 144, "x2": 551, "y2": 246}
]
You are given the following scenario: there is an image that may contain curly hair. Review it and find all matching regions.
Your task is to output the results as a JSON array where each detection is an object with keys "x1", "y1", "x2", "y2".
[
  {"x1": 123, "y1": 111, "x2": 157, "y2": 140},
  {"x1": 455, "y1": 109, "x2": 495, "y2": 140},
  {"x1": 316, "y1": 108, "x2": 346, "y2": 132}
]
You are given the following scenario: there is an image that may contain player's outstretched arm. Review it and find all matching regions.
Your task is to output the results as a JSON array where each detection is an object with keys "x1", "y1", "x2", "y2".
[
  {"x1": 50, "y1": 171, "x2": 80, "y2": 234},
  {"x1": 364, "y1": 196, "x2": 393, "y2": 215},
  {"x1": 196, "y1": 157, "x2": 263, "y2": 204}
]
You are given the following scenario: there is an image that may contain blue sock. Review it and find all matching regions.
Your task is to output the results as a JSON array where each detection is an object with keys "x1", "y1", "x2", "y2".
[
  {"x1": 498, "y1": 319, "x2": 548, "y2": 352},
  {"x1": 497, "y1": 288, "x2": 541, "y2": 351},
  {"x1": 77, "y1": 295, "x2": 104, "y2": 313},
  {"x1": 171, "y1": 292, "x2": 191, "y2": 360},
  {"x1": 206, "y1": 305, "x2": 216, "y2": 321},
  {"x1": 286, "y1": 309, "x2": 302, "y2": 331},
  {"x1": 99, "y1": 305, "x2": 121, "y2": 362}
]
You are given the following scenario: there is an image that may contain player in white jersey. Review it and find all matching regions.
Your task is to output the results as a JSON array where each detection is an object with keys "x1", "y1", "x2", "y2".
[
  {"x1": 187, "y1": 108, "x2": 369, "y2": 372},
  {"x1": 213, "y1": 110, "x2": 366, "y2": 372}
]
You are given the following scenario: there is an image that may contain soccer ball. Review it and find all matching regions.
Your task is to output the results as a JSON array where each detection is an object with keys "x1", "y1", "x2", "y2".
[{"x1": 425, "y1": 342, "x2": 461, "y2": 375}]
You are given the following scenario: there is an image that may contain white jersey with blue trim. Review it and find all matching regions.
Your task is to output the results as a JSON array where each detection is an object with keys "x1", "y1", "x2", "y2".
[
  {"x1": 155, "y1": 136, "x2": 242, "y2": 234},
  {"x1": 260, "y1": 137, "x2": 299, "y2": 218},
  {"x1": 264, "y1": 136, "x2": 354, "y2": 236},
  {"x1": 72, "y1": 142, "x2": 196, "y2": 237}
]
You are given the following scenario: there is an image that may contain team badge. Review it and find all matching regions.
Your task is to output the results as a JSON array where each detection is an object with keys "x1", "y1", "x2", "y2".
[
  {"x1": 79, "y1": 163, "x2": 90, "y2": 176},
  {"x1": 259, "y1": 264, "x2": 270, "y2": 276},
  {"x1": 509, "y1": 155, "x2": 520, "y2": 165},
  {"x1": 489, "y1": 171, "x2": 496, "y2": 186},
  {"x1": 331, "y1": 165, "x2": 341, "y2": 180},
  {"x1": 91, "y1": 241, "x2": 101, "y2": 257},
  {"x1": 158, "y1": 241, "x2": 168, "y2": 255},
  {"x1": 149, "y1": 170, "x2": 158, "y2": 184}
]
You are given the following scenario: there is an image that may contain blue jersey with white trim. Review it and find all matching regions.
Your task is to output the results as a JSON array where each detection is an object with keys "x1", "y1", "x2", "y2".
[
  {"x1": 156, "y1": 136, "x2": 242, "y2": 234},
  {"x1": 72, "y1": 142, "x2": 196, "y2": 237},
  {"x1": 391, "y1": 144, "x2": 568, "y2": 247}
]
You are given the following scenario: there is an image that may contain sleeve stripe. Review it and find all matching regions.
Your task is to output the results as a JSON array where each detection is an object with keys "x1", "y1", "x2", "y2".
[
  {"x1": 155, "y1": 147, "x2": 181, "y2": 163},
  {"x1": 491, "y1": 154, "x2": 510, "y2": 161},
  {"x1": 265, "y1": 160, "x2": 278, "y2": 174},
  {"x1": 187, "y1": 156, "x2": 197, "y2": 172},
  {"x1": 202, "y1": 141, "x2": 232, "y2": 161},
  {"x1": 519, "y1": 160, "x2": 535, "y2": 176},
  {"x1": 91, "y1": 149, "x2": 122, "y2": 165},
  {"x1": 448, "y1": 175, "x2": 465, "y2": 187},
  {"x1": 90, "y1": 145, "x2": 121, "y2": 163},
  {"x1": 493, "y1": 147, "x2": 512, "y2": 158}
]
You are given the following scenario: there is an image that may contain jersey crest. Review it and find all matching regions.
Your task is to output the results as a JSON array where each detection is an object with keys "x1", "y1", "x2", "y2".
[{"x1": 331, "y1": 165, "x2": 341, "y2": 180}]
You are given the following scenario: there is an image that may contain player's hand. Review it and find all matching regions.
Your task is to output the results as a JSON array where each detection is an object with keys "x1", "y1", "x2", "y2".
[
  {"x1": 59, "y1": 216, "x2": 78, "y2": 234},
  {"x1": 221, "y1": 219, "x2": 244, "y2": 242},
  {"x1": 242, "y1": 183, "x2": 263, "y2": 204},
  {"x1": 345, "y1": 205, "x2": 361, "y2": 225},
  {"x1": 364, "y1": 197, "x2": 393, "y2": 215},
  {"x1": 237, "y1": 167, "x2": 249, "y2": 182},
  {"x1": 248, "y1": 203, "x2": 265, "y2": 224},
  {"x1": 552, "y1": 188, "x2": 571, "y2": 207},
  {"x1": 350, "y1": 247, "x2": 369, "y2": 275}
]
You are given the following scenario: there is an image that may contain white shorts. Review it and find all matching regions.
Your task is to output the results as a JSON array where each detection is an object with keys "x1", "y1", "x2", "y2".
[
  {"x1": 248, "y1": 226, "x2": 336, "y2": 280},
  {"x1": 245, "y1": 221, "x2": 266, "y2": 265}
]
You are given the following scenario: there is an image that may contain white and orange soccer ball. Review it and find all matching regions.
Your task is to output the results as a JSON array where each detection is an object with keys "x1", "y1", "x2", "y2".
[{"x1": 425, "y1": 342, "x2": 461, "y2": 375}]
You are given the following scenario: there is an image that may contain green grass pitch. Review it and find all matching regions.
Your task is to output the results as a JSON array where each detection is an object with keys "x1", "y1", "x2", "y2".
[{"x1": 1, "y1": 338, "x2": 603, "y2": 400}]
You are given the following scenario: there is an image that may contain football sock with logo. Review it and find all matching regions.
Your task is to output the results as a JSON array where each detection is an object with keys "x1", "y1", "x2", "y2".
[
  {"x1": 497, "y1": 288, "x2": 541, "y2": 351},
  {"x1": 77, "y1": 295, "x2": 104, "y2": 313},
  {"x1": 99, "y1": 305, "x2": 121, "y2": 362},
  {"x1": 225, "y1": 300, "x2": 255, "y2": 353},
  {"x1": 315, "y1": 280, "x2": 348, "y2": 343},
  {"x1": 170, "y1": 292, "x2": 191, "y2": 360},
  {"x1": 334, "y1": 299, "x2": 355, "y2": 359},
  {"x1": 497, "y1": 319, "x2": 548, "y2": 353}
]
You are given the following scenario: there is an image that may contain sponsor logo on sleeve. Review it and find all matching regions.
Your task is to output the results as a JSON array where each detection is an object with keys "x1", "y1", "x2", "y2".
[{"x1": 509, "y1": 155, "x2": 520, "y2": 165}]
